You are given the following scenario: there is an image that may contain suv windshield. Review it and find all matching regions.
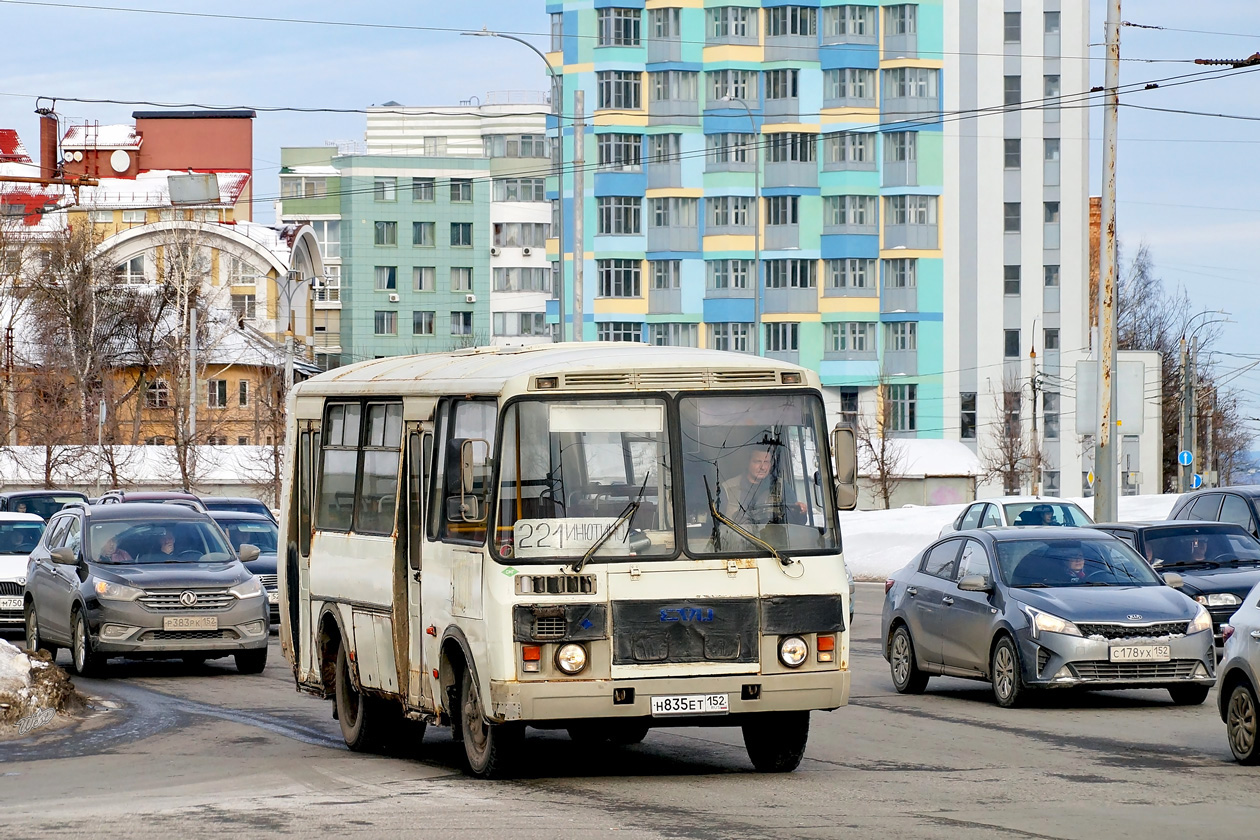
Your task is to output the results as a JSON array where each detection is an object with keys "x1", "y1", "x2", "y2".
[
  {"x1": 89, "y1": 519, "x2": 234, "y2": 565},
  {"x1": 495, "y1": 398, "x2": 675, "y2": 562},
  {"x1": 218, "y1": 519, "x2": 279, "y2": 555},
  {"x1": 997, "y1": 538, "x2": 1162, "y2": 587},
  {"x1": 1003, "y1": 502, "x2": 1093, "y2": 527},
  {"x1": 0, "y1": 520, "x2": 44, "y2": 554},
  {"x1": 1143, "y1": 526, "x2": 1260, "y2": 568},
  {"x1": 680, "y1": 393, "x2": 837, "y2": 557}
]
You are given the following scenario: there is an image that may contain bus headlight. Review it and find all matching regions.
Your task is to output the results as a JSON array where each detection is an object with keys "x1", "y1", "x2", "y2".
[
  {"x1": 555, "y1": 643, "x2": 588, "y2": 675},
  {"x1": 778, "y1": 636, "x2": 808, "y2": 668}
]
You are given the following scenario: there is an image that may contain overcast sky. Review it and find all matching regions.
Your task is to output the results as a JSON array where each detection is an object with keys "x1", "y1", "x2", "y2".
[{"x1": 0, "y1": 0, "x2": 1256, "y2": 415}]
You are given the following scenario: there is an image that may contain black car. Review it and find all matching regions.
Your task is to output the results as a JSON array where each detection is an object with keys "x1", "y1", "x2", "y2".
[
  {"x1": 1168, "y1": 488, "x2": 1260, "y2": 539},
  {"x1": 0, "y1": 490, "x2": 89, "y2": 521},
  {"x1": 207, "y1": 511, "x2": 279, "y2": 625},
  {"x1": 200, "y1": 496, "x2": 275, "y2": 523},
  {"x1": 1090, "y1": 521, "x2": 1260, "y2": 642}
]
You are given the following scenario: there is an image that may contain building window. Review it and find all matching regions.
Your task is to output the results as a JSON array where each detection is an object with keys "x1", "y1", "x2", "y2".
[
  {"x1": 706, "y1": 133, "x2": 753, "y2": 166},
  {"x1": 824, "y1": 5, "x2": 877, "y2": 40},
  {"x1": 492, "y1": 223, "x2": 548, "y2": 248},
  {"x1": 706, "y1": 259, "x2": 752, "y2": 290},
  {"x1": 231, "y1": 294, "x2": 256, "y2": 320},
  {"x1": 1004, "y1": 11, "x2": 1021, "y2": 42},
  {"x1": 450, "y1": 312, "x2": 473, "y2": 336},
  {"x1": 374, "y1": 221, "x2": 397, "y2": 246},
  {"x1": 1044, "y1": 74, "x2": 1061, "y2": 101},
  {"x1": 309, "y1": 219, "x2": 340, "y2": 258},
  {"x1": 960, "y1": 392, "x2": 977, "y2": 440},
  {"x1": 708, "y1": 6, "x2": 758, "y2": 40},
  {"x1": 597, "y1": 7, "x2": 641, "y2": 46},
  {"x1": 828, "y1": 321, "x2": 876, "y2": 352},
  {"x1": 280, "y1": 177, "x2": 326, "y2": 199},
  {"x1": 597, "y1": 321, "x2": 642, "y2": 342},
  {"x1": 1045, "y1": 12, "x2": 1061, "y2": 34},
  {"x1": 373, "y1": 177, "x2": 397, "y2": 202},
  {"x1": 1004, "y1": 266, "x2": 1021, "y2": 296},
  {"x1": 825, "y1": 195, "x2": 878, "y2": 228},
  {"x1": 709, "y1": 69, "x2": 758, "y2": 102},
  {"x1": 597, "y1": 196, "x2": 642, "y2": 234},
  {"x1": 493, "y1": 312, "x2": 548, "y2": 337},
  {"x1": 765, "y1": 259, "x2": 816, "y2": 289},
  {"x1": 838, "y1": 387, "x2": 859, "y2": 427},
  {"x1": 121, "y1": 209, "x2": 146, "y2": 225},
  {"x1": 413, "y1": 266, "x2": 434, "y2": 291},
  {"x1": 1044, "y1": 328, "x2": 1060, "y2": 350},
  {"x1": 450, "y1": 179, "x2": 473, "y2": 203},
  {"x1": 885, "y1": 131, "x2": 917, "y2": 164},
  {"x1": 648, "y1": 196, "x2": 698, "y2": 229},
  {"x1": 647, "y1": 133, "x2": 680, "y2": 167},
  {"x1": 493, "y1": 178, "x2": 547, "y2": 202},
  {"x1": 766, "y1": 5, "x2": 817, "y2": 37},
  {"x1": 707, "y1": 195, "x2": 754, "y2": 228},
  {"x1": 237, "y1": 436, "x2": 249, "y2": 446},
  {"x1": 650, "y1": 260, "x2": 681, "y2": 290},
  {"x1": 597, "y1": 71, "x2": 642, "y2": 110},
  {"x1": 886, "y1": 194, "x2": 936, "y2": 225},
  {"x1": 206, "y1": 435, "x2": 228, "y2": 446},
  {"x1": 648, "y1": 322, "x2": 698, "y2": 347},
  {"x1": 886, "y1": 322, "x2": 917, "y2": 351},
  {"x1": 1044, "y1": 392, "x2": 1061, "y2": 440},
  {"x1": 492, "y1": 267, "x2": 551, "y2": 292},
  {"x1": 374, "y1": 311, "x2": 397, "y2": 336},
  {"x1": 827, "y1": 258, "x2": 876, "y2": 290},
  {"x1": 115, "y1": 254, "x2": 146, "y2": 284},
  {"x1": 823, "y1": 132, "x2": 875, "y2": 167},
  {"x1": 450, "y1": 267, "x2": 473, "y2": 292},
  {"x1": 883, "y1": 258, "x2": 917, "y2": 288},
  {"x1": 1045, "y1": 138, "x2": 1061, "y2": 162},
  {"x1": 764, "y1": 195, "x2": 800, "y2": 227},
  {"x1": 649, "y1": 70, "x2": 699, "y2": 104},
  {"x1": 1043, "y1": 470, "x2": 1061, "y2": 498},
  {"x1": 825, "y1": 68, "x2": 876, "y2": 103},
  {"x1": 450, "y1": 223, "x2": 473, "y2": 247},
  {"x1": 1004, "y1": 76, "x2": 1024, "y2": 107},
  {"x1": 1004, "y1": 329, "x2": 1021, "y2": 358},
  {"x1": 413, "y1": 311, "x2": 435, "y2": 335},
  {"x1": 483, "y1": 134, "x2": 549, "y2": 158},
  {"x1": 765, "y1": 68, "x2": 800, "y2": 100},
  {"x1": 412, "y1": 177, "x2": 434, "y2": 201},
  {"x1": 146, "y1": 379, "x2": 169, "y2": 410},
  {"x1": 1044, "y1": 264, "x2": 1060, "y2": 287},
  {"x1": 764, "y1": 322, "x2": 800, "y2": 352},
  {"x1": 884, "y1": 67, "x2": 938, "y2": 99},
  {"x1": 765, "y1": 133, "x2": 816, "y2": 164},
  {"x1": 597, "y1": 133, "x2": 643, "y2": 171},
  {"x1": 597, "y1": 259, "x2": 641, "y2": 298},
  {"x1": 207, "y1": 379, "x2": 228, "y2": 409},
  {"x1": 887, "y1": 384, "x2": 917, "y2": 432},
  {"x1": 412, "y1": 222, "x2": 435, "y2": 247},
  {"x1": 237, "y1": 380, "x2": 248, "y2": 407},
  {"x1": 1004, "y1": 202, "x2": 1021, "y2": 233},
  {"x1": 1004, "y1": 139, "x2": 1021, "y2": 169},
  {"x1": 1044, "y1": 201, "x2": 1061, "y2": 224},
  {"x1": 708, "y1": 322, "x2": 751, "y2": 352},
  {"x1": 374, "y1": 266, "x2": 397, "y2": 291}
]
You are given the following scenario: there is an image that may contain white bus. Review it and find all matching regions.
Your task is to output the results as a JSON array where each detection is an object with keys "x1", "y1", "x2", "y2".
[{"x1": 279, "y1": 344, "x2": 857, "y2": 777}]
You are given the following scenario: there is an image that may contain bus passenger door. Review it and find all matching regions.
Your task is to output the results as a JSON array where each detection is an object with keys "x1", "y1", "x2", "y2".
[
  {"x1": 285, "y1": 419, "x2": 318, "y2": 680},
  {"x1": 404, "y1": 425, "x2": 432, "y2": 709}
]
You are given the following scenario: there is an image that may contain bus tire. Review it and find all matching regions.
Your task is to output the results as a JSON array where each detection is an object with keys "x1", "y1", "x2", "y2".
[
  {"x1": 742, "y1": 711, "x2": 810, "y2": 773},
  {"x1": 335, "y1": 643, "x2": 389, "y2": 752},
  {"x1": 460, "y1": 667, "x2": 522, "y2": 778}
]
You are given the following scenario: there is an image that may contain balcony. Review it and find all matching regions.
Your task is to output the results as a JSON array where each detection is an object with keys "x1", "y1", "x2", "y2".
[
  {"x1": 764, "y1": 287, "x2": 818, "y2": 314},
  {"x1": 647, "y1": 225, "x2": 699, "y2": 252},
  {"x1": 884, "y1": 222, "x2": 937, "y2": 250},
  {"x1": 706, "y1": 220, "x2": 754, "y2": 237},
  {"x1": 764, "y1": 35, "x2": 818, "y2": 63},
  {"x1": 882, "y1": 349, "x2": 918, "y2": 376},
  {"x1": 648, "y1": 287, "x2": 683, "y2": 314},
  {"x1": 646, "y1": 162, "x2": 682, "y2": 190},
  {"x1": 764, "y1": 97, "x2": 800, "y2": 124},
  {"x1": 706, "y1": 284, "x2": 754, "y2": 299},
  {"x1": 648, "y1": 98, "x2": 701, "y2": 127},
  {"x1": 883, "y1": 159, "x2": 918, "y2": 187},
  {"x1": 881, "y1": 285, "x2": 918, "y2": 312},
  {"x1": 884, "y1": 31, "x2": 917, "y2": 59},
  {"x1": 884, "y1": 95, "x2": 936, "y2": 121},
  {"x1": 765, "y1": 349, "x2": 801, "y2": 365},
  {"x1": 764, "y1": 224, "x2": 800, "y2": 250},
  {"x1": 763, "y1": 161, "x2": 818, "y2": 189},
  {"x1": 647, "y1": 37, "x2": 681, "y2": 64}
]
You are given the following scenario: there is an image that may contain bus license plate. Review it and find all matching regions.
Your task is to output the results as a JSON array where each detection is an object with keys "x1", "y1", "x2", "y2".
[
  {"x1": 163, "y1": 616, "x2": 218, "y2": 631},
  {"x1": 650, "y1": 694, "x2": 729, "y2": 717},
  {"x1": 1109, "y1": 644, "x2": 1170, "y2": 662}
]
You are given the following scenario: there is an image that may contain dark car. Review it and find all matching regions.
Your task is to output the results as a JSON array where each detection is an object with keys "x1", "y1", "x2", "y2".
[
  {"x1": 23, "y1": 503, "x2": 269, "y2": 675},
  {"x1": 881, "y1": 527, "x2": 1215, "y2": 707},
  {"x1": 200, "y1": 496, "x2": 275, "y2": 522},
  {"x1": 0, "y1": 490, "x2": 89, "y2": 521},
  {"x1": 1168, "y1": 488, "x2": 1260, "y2": 539},
  {"x1": 1091, "y1": 521, "x2": 1260, "y2": 643},
  {"x1": 207, "y1": 511, "x2": 278, "y2": 625},
  {"x1": 96, "y1": 490, "x2": 207, "y2": 511}
]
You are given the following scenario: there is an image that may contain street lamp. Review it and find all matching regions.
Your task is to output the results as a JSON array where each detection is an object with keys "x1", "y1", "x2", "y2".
[
  {"x1": 722, "y1": 96, "x2": 760, "y2": 355},
  {"x1": 276, "y1": 271, "x2": 318, "y2": 391},
  {"x1": 1178, "y1": 309, "x2": 1231, "y2": 492},
  {"x1": 463, "y1": 29, "x2": 566, "y2": 342}
]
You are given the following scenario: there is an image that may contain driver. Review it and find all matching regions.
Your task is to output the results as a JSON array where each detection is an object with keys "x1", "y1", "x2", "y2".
[
  {"x1": 1189, "y1": 536, "x2": 1209, "y2": 563},
  {"x1": 721, "y1": 448, "x2": 806, "y2": 526},
  {"x1": 1052, "y1": 544, "x2": 1088, "y2": 583},
  {"x1": 1033, "y1": 504, "x2": 1056, "y2": 526}
]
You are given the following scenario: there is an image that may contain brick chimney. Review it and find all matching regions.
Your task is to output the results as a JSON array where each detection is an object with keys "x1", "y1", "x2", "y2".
[{"x1": 37, "y1": 108, "x2": 58, "y2": 182}]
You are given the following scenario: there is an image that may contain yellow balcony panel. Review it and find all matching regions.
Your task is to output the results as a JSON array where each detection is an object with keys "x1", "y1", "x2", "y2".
[
  {"x1": 704, "y1": 234, "x2": 756, "y2": 252},
  {"x1": 594, "y1": 297, "x2": 648, "y2": 316},
  {"x1": 703, "y1": 45, "x2": 765, "y2": 64},
  {"x1": 594, "y1": 112, "x2": 648, "y2": 127},
  {"x1": 880, "y1": 57, "x2": 945, "y2": 70},
  {"x1": 647, "y1": 0, "x2": 701, "y2": 7},
  {"x1": 820, "y1": 297, "x2": 881, "y2": 315},
  {"x1": 645, "y1": 187, "x2": 705, "y2": 199},
  {"x1": 762, "y1": 312, "x2": 822, "y2": 323},
  {"x1": 879, "y1": 248, "x2": 941, "y2": 260}
]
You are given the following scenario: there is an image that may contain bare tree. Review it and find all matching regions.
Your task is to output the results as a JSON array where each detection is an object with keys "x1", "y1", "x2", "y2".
[
  {"x1": 979, "y1": 376, "x2": 1044, "y2": 495},
  {"x1": 856, "y1": 379, "x2": 908, "y2": 509}
]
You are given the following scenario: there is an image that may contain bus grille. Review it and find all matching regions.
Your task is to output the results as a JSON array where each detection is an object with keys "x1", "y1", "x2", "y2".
[{"x1": 532, "y1": 616, "x2": 567, "y2": 640}]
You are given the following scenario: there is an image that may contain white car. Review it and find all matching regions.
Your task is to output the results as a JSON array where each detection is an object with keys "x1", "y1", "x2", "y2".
[
  {"x1": 0, "y1": 512, "x2": 46, "y2": 633},
  {"x1": 939, "y1": 496, "x2": 1094, "y2": 538}
]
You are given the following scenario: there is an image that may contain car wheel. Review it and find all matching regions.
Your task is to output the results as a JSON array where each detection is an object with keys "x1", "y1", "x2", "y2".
[
  {"x1": 1227, "y1": 681, "x2": 1260, "y2": 764},
  {"x1": 1168, "y1": 684, "x2": 1211, "y2": 706},
  {"x1": 69, "y1": 610, "x2": 106, "y2": 678},
  {"x1": 607, "y1": 721, "x2": 650, "y2": 746},
  {"x1": 889, "y1": 625, "x2": 929, "y2": 694},
  {"x1": 234, "y1": 648, "x2": 267, "y2": 674},
  {"x1": 743, "y1": 711, "x2": 810, "y2": 773},
  {"x1": 990, "y1": 636, "x2": 1024, "y2": 708},
  {"x1": 460, "y1": 666, "x2": 522, "y2": 778},
  {"x1": 24, "y1": 602, "x2": 57, "y2": 660},
  {"x1": 334, "y1": 643, "x2": 391, "y2": 752}
]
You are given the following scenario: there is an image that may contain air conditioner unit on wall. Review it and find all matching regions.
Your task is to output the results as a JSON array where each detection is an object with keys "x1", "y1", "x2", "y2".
[
  {"x1": 389, "y1": 293, "x2": 400, "y2": 302},
  {"x1": 490, "y1": 246, "x2": 501, "y2": 257},
  {"x1": 522, "y1": 247, "x2": 532, "y2": 256},
  {"x1": 465, "y1": 293, "x2": 477, "y2": 304}
]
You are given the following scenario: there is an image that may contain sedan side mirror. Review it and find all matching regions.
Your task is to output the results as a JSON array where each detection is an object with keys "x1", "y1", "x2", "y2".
[
  {"x1": 1162, "y1": 572, "x2": 1184, "y2": 589},
  {"x1": 958, "y1": 574, "x2": 993, "y2": 593},
  {"x1": 50, "y1": 547, "x2": 77, "y2": 565},
  {"x1": 238, "y1": 544, "x2": 260, "y2": 563}
]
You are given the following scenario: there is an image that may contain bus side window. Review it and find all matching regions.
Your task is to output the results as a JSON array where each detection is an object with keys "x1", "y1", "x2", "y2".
[
  {"x1": 317, "y1": 402, "x2": 361, "y2": 532},
  {"x1": 407, "y1": 431, "x2": 425, "y2": 570},
  {"x1": 298, "y1": 430, "x2": 312, "y2": 555},
  {"x1": 427, "y1": 401, "x2": 451, "y2": 541},
  {"x1": 437, "y1": 399, "x2": 497, "y2": 544},
  {"x1": 356, "y1": 402, "x2": 404, "y2": 536}
]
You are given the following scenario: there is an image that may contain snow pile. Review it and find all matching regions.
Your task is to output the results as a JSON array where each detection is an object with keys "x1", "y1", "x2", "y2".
[
  {"x1": 0, "y1": 640, "x2": 84, "y2": 729},
  {"x1": 841, "y1": 494, "x2": 1183, "y2": 580}
]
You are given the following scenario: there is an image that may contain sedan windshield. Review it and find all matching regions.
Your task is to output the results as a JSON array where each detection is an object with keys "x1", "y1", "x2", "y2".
[
  {"x1": 1003, "y1": 502, "x2": 1093, "y2": 527},
  {"x1": 680, "y1": 393, "x2": 837, "y2": 557},
  {"x1": 1143, "y1": 527, "x2": 1260, "y2": 568},
  {"x1": 495, "y1": 399, "x2": 674, "y2": 562},
  {"x1": 0, "y1": 521, "x2": 44, "y2": 554},
  {"x1": 89, "y1": 519, "x2": 234, "y2": 565},
  {"x1": 997, "y1": 538, "x2": 1163, "y2": 587}
]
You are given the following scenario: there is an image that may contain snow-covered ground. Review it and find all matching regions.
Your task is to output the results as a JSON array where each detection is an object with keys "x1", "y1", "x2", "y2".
[{"x1": 840, "y1": 494, "x2": 1183, "y2": 580}]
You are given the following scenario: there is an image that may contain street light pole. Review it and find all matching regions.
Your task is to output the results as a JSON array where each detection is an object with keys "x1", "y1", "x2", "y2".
[
  {"x1": 723, "y1": 96, "x2": 760, "y2": 355},
  {"x1": 463, "y1": 29, "x2": 566, "y2": 341},
  {"x1": 1095, "y1": 0, "x2": 1121, "y2": 523}
]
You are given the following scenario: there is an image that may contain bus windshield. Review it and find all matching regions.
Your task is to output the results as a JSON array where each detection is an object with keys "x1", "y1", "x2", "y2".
[
  {"x1": 495, "y1": 398, "x2": 675, "y2": 562},
  {"x1": 680, "y1": 393, "x2": 838, "y2": 557}
]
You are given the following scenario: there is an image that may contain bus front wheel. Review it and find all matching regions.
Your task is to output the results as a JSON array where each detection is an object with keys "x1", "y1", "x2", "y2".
[
  {"x1": 742, "y1": 711, "x2": 810, "y2": 773},
  {"x1": 459, "y1": 667, "x2": 522, "y2": 778}
]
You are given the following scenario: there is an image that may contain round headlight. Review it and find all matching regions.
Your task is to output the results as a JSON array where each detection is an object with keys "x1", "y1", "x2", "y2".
[
  {"x1": 778, "y1": 636, "x2": 808, "y2": 668},
  {"x1": 555, "y1": 643, "x2": 588, "y2": 675}
]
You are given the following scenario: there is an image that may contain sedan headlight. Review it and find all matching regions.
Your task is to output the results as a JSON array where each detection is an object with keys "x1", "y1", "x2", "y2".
[
  {"x1": 1022, "y1": 605, "x2": 1082, "y2": 639},
  {"x1": 229, "y1": 577, "x2": 264, "y2": 599},
  {"x1": 94, "y1": 580, "x2": 143, "y2": 602},
  {"x1": 1195, "y1": 593, "x2": 1242, "y2": 608},
  {"x1": 778, "y1": 636, "x2": 809, "y2": 668},
  {"x1": 1188, "y1": 605, "x2": 1213, "y2": 635}
]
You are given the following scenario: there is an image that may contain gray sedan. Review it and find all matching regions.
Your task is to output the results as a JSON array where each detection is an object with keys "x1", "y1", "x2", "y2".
[
  {"x1": 881, "y1": 528, "x2": 1216, "y2": 707},
  {"x1": 1218, "y1": 584, "x2": 1260, "y2": 763}
]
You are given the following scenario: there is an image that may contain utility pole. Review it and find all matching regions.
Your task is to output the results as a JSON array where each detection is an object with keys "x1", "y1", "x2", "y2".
[
  {"x1": 1179, "y1": 337, "x2": 1191, "y2": 492},
  {"x1": 1095, "y1": 0, "x2": 1122, "y2": 523},
  {"x1": 1205, "y1": 388, "x2": 1216, "y2": 487},
  {"x1": 189, "y1": 307, "x2": 197, "y2": 447},
  {"x1": 571, "y1": 90, "x2": 585, "y2": 342},
  {"x1": 1189, "y1": 336, "x2": 1199, "y2": 487},
  {"x1": 1030, "y1": 345, "x2": 1040, "y2": 496}
]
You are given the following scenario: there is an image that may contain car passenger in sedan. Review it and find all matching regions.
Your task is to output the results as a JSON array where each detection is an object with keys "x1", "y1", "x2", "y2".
[{"x1": 97, "y1": 537, "x2": 133, "y2": 565}]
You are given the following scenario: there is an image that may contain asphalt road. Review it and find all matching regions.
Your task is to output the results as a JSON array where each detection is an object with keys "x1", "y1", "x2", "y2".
[{"x1": 3, "y1": 583, "x2": 1260, "y2": 839}]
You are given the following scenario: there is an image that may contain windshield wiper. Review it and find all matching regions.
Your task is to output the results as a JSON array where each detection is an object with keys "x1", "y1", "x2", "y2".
[
  {"x1": 570, "y1": 473, "x2": 650, "y2": 574},
  {"x1": 702, "y1": 476, "x2": 791, "y2": 567},
  {"x1": 1015, "y1": 583, "x2": 1049, "y2": 588}
]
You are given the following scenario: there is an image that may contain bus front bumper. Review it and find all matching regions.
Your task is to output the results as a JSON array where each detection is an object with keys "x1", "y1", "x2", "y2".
[{"x1": 489, "y1": 670, "x2": 849, "y2": 724}]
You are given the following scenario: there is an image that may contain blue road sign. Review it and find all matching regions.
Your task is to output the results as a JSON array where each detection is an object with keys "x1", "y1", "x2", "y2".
[
  {"x1": 1178, "y1": 450, "x2": 1194, "y2": 467},
  {"x1": 1192, "y1": 474, "x2": 1204, "y2": 490}
]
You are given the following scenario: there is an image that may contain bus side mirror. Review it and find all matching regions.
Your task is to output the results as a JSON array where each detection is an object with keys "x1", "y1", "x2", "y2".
[
  {"x1": 832, "y1": 427, "x2": 858, "y2": 511},
  {"x1": 448, "y1": 438, "x2": 490, "y2": 523}
]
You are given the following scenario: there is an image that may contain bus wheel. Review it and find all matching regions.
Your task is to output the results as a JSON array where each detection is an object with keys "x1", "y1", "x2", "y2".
[
  {"x1": 460, "y1": 667, "x2": 522, "y2": 778},
  {"x1": 335, "y1": 644, "x2": 388, "y2": 752},
  {"x1": 742, "y1": 711, "x2": 810, "y2": 773}
]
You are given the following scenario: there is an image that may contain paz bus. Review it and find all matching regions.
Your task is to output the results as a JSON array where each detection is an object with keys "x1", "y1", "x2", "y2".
[{"x1": 278, "y1": 343, "x2": 858, "y2": 778}]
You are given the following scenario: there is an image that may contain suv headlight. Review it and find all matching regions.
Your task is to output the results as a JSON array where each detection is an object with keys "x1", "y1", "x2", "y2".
[
  {"x1": 1022, "y1": 605, "x2": 1082, "y2": 639},
  {"x1": 1188, "y1": 605, "x2": 1213, "y2": 635},
  {"x1": 94, "y1": 580, "x2": 143, "y2": 602},
  {"x1": 1195, "y1": 593, "x2": 1242, "y2": 608},
  {"x1": 229, "y1": 577, "x2": 264, "y2": 599}
]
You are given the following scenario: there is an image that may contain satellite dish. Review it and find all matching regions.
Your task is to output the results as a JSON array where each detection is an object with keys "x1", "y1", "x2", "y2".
[{"x1": 110, "y1": 149, "x2": 130, "y2": 173}]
